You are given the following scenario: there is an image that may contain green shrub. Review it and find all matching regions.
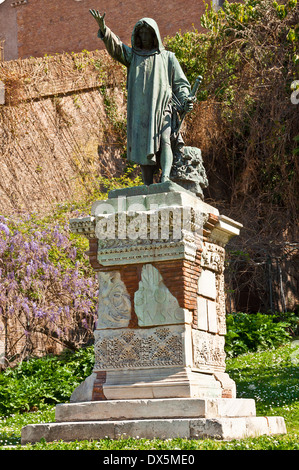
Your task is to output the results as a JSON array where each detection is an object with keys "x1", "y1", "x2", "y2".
[
  {"x1": 225, "y1": 312, "x2": 296, "y2": 357},
  {"x1": 0, "y1": 347, "x2": 94, "y2": 415}
]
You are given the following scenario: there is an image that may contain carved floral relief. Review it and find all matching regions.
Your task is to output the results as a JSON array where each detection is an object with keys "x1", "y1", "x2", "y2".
[{"x1": 93, "y1": 326, "x2": 184, "y2": 370}]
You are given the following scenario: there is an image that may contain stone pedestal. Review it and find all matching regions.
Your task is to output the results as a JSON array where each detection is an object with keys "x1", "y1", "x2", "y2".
[
  {"x1": 21, "y1": 182, "x2": 287, "y2": 443},
  {"x1": 21, "y1": 397, "x2": 286, "y2": 443},
  {"x1": 71, "y1": 182, "x2": 239, "y2": 402}
]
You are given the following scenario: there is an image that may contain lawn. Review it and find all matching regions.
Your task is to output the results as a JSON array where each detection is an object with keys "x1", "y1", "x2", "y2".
[{"x1": 0, "y1": 341, "x2": 298, "y2": 450}]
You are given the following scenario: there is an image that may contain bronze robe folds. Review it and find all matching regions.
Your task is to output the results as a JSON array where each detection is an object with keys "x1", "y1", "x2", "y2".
[{"x1": 99, "y1": 18, "x2": 191, "y2": 166}]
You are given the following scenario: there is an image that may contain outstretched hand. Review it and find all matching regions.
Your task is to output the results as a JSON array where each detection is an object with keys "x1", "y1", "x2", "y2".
[{"x1": 89, "y1": 9, "x2": 106, "y2": 34}]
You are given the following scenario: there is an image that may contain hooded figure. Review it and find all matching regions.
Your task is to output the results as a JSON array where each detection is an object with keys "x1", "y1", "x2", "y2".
[{"x1": 90, "y1": 12, "x2": 193, "y2": 184}]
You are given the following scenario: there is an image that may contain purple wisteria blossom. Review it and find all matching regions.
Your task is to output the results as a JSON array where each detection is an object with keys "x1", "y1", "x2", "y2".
[
  {"x1": 0, "y1": 223, "x2": 10, "y2": 236},
  {"x1": 0, "y1": 213, "x2": 98, "y2": 365}
]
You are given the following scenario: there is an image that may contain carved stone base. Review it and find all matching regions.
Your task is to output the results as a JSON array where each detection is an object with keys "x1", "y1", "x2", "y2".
[
  {"x1": 56, "y1": 397, "x2": 257, "y2": 422},
  {"x1": 101, "y1": 369, "x2": 222, "y2": 401},
  {"x1": 71, "y1": 367, "x2": 225, "y2": 402},
  {"x1": 21, "y1": 398, "x2": 287, "y2": 444},
  {"x1": 70, "y1": 321, "x2": 235, "y2": 402},
  {"x1": 22, "y1": 416, "x2": 287, "y2": 443}
]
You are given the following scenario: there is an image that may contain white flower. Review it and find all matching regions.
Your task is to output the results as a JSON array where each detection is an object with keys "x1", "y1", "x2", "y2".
[{"x1": 248, "y1": 384, "x2": 256, "y2": 390}]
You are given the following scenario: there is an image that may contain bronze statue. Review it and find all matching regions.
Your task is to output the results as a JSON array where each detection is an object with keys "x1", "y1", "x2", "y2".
[{"x1": 90, "y1": 11, "x2": 194, "y2": 185}]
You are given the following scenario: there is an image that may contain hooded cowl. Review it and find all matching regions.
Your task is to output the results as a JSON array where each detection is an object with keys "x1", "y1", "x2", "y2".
[{"x1": 99, "y1": 18, "x2": 191, "y2": 166}]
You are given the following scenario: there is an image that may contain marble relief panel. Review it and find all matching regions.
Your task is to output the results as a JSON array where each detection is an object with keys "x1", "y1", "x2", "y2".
[{"x1": 93, "y1": 326, "x2": 186, "y2": 371}]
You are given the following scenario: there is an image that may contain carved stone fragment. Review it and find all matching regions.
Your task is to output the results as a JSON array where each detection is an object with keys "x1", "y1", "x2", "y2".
[
  {"x1": 170, "y1": 146, "x2": 209, "y2": 199},
  {"x1": 192, "y1": 329, "x2": 226, "y2": 372},
  {"x1": 201, "y1": 242, "x2": 225, "y2": 273},
  {"x1": 97, "y1": 271, "x2": 131, "y2": 328},
  {"x1": 134, "y1": 264, "x2": 185, "y2": 326}
]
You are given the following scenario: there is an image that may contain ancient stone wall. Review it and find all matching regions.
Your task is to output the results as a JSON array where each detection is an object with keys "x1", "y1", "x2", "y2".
[{"x1": 0, "y1": 50, "x2": 127, "y2": 215}]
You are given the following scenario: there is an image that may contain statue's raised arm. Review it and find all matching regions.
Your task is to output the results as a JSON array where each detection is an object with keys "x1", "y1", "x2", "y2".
[{"x1": 89, "y1": 10, "x2": 106, "y2": 35}]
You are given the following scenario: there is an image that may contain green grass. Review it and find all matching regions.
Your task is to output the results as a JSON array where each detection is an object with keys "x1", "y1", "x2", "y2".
[
  {"x1": 226, "y1": 341, "x2": 299, "y2": 433},
  {"x1": 0, "y1": 342, "x2": 298, "y2": 450}
]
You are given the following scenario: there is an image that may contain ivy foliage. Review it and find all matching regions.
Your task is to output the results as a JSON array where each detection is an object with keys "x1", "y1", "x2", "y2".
[{"x1": 165, "y1": 0, "x2": 298, "y2": 213}]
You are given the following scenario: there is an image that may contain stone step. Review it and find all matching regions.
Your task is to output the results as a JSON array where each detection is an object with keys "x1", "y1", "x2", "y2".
[
  {"x1": 21, "y1": 416, "x2": 287, "y2": 444},
  {"x1": 55, "y1": 398, "x2": 256, "y2": 423}
]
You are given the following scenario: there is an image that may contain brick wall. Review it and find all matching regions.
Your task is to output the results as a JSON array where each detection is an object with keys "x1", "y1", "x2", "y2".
[
  {"x1": 0, "y1": 1, "x2": 18, "y2": 60},
  {"x1": 1, "y1": 0, "x2": 208, "y2": 60}
]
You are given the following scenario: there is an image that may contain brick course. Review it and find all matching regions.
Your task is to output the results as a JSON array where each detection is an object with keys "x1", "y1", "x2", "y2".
[
  {"x1": 92, "y1": 371, "x2": 107, "y2": 401},
  {"x1": 0, "y1": 0, "x2": 209, "y2": 60}
]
